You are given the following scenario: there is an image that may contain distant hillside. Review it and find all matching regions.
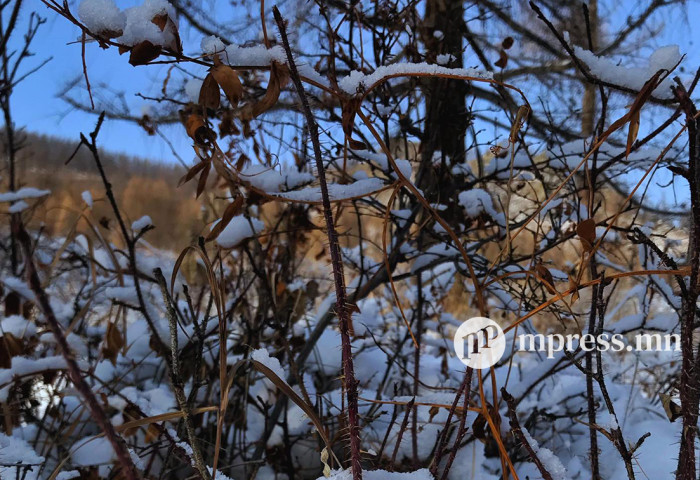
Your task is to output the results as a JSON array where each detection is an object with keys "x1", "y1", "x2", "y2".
[{"x1": 5, "y1": 132, "x2": 206, "y2": 251}]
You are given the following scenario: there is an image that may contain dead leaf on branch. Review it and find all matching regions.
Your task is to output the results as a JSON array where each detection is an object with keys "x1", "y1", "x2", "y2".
[
  {"x1": 184, "y1": 113, "x2": 216, "y2": 145},
  {"x1": 199, "y1": 73, "x2": 221, "y2": 110},
  {"x1": 129, "y1": 40, "x2": 162, "y2": 66},
  {"x1": 196, "y1": 160, "x2": 211, "y2": 198},
  {"x1": 601, "y1": 69, "x2": 666, "y2": 159},
  {"x1": 242, "y1": 62, "x2": 289, "y2": 120},
  {"x1": 178, "y1": 160, "x2": 209, "y2": 187},
  {"x1": 576, "y1": 218, "x2": 596, "y2": 252},
  {"x1": 341, "y1": 96, "x2": 367, "y2": 150},
  {"x1": 102, "y1": 321, "x2": 124, "y2": 366},
  {"x1": 211, "y1": 64, "x2": 243, "y2": 108},
  {"x1": 0, "y1": 333, "x2": 25, "y2": 369},
  {"x1": 495, "y1": 49, "x2": 508, "y2": 69},
  {"x1": 568, "y1": 275, "x2": 580, "y2": 304},
  {"x1": 151, "y1": 12, "x2": 182, "y2": 55},
  {"x1": 205, "y1": 196, "x2": 245, "y2": 242},
  {"x1": 535, "y1": 262, "x2": 556, "y2": 294}
]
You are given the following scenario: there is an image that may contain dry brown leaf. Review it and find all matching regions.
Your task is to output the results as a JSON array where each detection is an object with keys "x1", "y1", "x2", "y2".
[
  {"x1": 199, "y1": 73, "x2": 221, "y2": 110},
  {"x1": 245, "y1": 62, "x2": 288, "y2": 119},
  {"x1": 495, "y1": 49, "x2": 508, "y2": 68},
  {"x1": 568, "y1": 275, "x2": 580, "y2": 304},
  {"x1": 129, "y1": 40, "x2": 161, "y2": 66},
  {"x1": 627, "y1": 109, "x2": 641, "y2": 159},
  {"x1": 0, "y1": 333, "x2": 24, "y2": 369},
  {"x1": 601, "y1": 69, "x2": 666, "y2": 149},
  {"x1": 341, "y1": 97, "x2": 366, "y2": 149},
  {"x1": 576, "y1": 218, "x2": 596, "y2": 252},
  {"x1": 205, "y1": 196, "x2": 245, "y2": 242},
  {"x1": 196, "y1": 161, "x2": 211, "y2": 198},
  {"x1": 535, "y1": 263, "x2": 556, "y2": 294},
  {"x1": 211, "y1": 65, "x2": 243, "y2": 107},
  {"x1": 178, "y1": 160, "x2": 209, "y2": 187},
  {"x1": 150, "y1": 12, "x2": 182, "y2": 54},
  {"x1": 660, "y1": 393, "x2": 682, "y2": 422},
  {"x1": 185, "y1": 114, "x2": 215, "y2": 145},
  {"x1": 151, "y1": 13, "x2": 168, "y2": 31},
  {"x1": 275, "y1": 281, "x2": 287, "y2": 297},
  {"x1": 102, "y1": 321, "x2": 124, "y2": 366},
  {"x1": 251, "y1": 359, "x2": 336, "y2": 459}
]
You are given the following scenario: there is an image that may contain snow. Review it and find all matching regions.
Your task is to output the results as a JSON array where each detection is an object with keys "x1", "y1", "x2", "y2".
[
  {"x1": 338, "y1": 63, "x2": 492, "y2": 94},
  {"x1": 118, "y1": 0, "x2": 177, "y2": 47},
  {"x1": 199, "y1": 35, "x2": 287, "y2": 67},
  {"x1": 223, "y1": 44, "x2": 286, "y2": 67},
  {"x1": 0, "y1": 187, "x2": 50, "y2": 202},
  {"x1": 71, "y1": 436, "x2": 115, "y2": 466},
  {"x1": 129, "y1": 449, "x2": 145, "y2": 470},
  {"x1": 215, "y1": 215, "x2": 264, "y2": 248},
  {"x1": 8, "y1": 200, "x2": 28, "y2": 213},
  {"x1": 201, "y1": 35, "x2": 226, "y2": 56},
  {"x1": 185, "y1": 78, "x2": 204, "y2": 103},
  {"x1": 207, "y1": 466, "x2": 235, "y2": 480},
  {"x1": 521, "y1": 426, "x2": 569, "y2": 480},
  {"x1": 82, "y1": 190, "x2": 93, "y2": 208},
  {"x1": 1, "y1": 315, "x2": 37, "y2": 338},
  {"x1": 131, "y1": 215, "x2": 153, "y2": 230},
  {"x1": 56, "y1": 471, "x2": 80, "y2": 480},
  {"x1": 104, "y1": 286, "x2": 140, "y2": 305},
  {"x1": 275, "y1": 178, "x2": 385, "y2": 202},
  {"x1": 321, "y1": 469, "x2": 433, "y2": 480},
  {"x1": 0, "y1": 356, "x2": 68, "y2": 402},
  {"x1": 2, "y1": 277, "x2": 34, "y2": 300},
  {"x1": 115, "y1": 385, "x2": 176, "y2": 417},
  {"x1": 574, "y1": 45, "x2": 682, "y2": 99},
  {"x1": 458, "y1": 189, "x2": 503, "y2": 222},
  {"x1": 251, "y1": 348, "x2": 287, "y2": 381},
  {"x1": 435, "y1": 54, "x2": 455, "y2": 65},
  {"x1": 240, "y1": 164, "x2": 314, "y2": 192},
  {"x1": 0, "y1": 432, "x2": 44, "y2": 476},
  {"x1": 78, "y1": 0, "x2": 126, "y2": 35},
  {"x1": 351, "y1": 150, "x2": 413, "y2": 179}
]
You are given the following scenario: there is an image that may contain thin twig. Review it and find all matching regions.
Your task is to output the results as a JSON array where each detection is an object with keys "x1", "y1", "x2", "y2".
[{"x1": 154, "y1": 268, "x2": 212, "y2": 480}]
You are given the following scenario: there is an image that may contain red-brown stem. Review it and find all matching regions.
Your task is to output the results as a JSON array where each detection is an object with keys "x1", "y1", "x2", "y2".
[
  {"x1": 673, "y1": 82, "x2": 700, "y2": 480},
  {"x1": 502, "y1": 388, "x2": 553, "y2": 480},
  {"x1": 12, "y1": 218, "x2": 141, "y2": 480},
  {"x1": 272, "y1": 7, "x2": 362, "y2": 479}
]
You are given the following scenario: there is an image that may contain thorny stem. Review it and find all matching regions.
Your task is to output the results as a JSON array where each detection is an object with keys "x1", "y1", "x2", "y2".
[
  {"x1": 273, "y1": 7, "x2": 363, "y2": 479},
  {"x1": 502, "y1": 388, "x2": 553, "y2": 480},
  {"x1": 673, "y1": 81, "x2": 700, "y2": 480},
  {"x1": 585, "y1": 241, "x2": 601, "y2": 479},
  {"x1": 431, "y1": 368, "x2": 471, "y2": 476},
  {"x1": 12, "y1": 218, "x2": 141, "y2": 480},
  {"x1": 438, "y1": 368, "x2": 474, "y2": 480}
]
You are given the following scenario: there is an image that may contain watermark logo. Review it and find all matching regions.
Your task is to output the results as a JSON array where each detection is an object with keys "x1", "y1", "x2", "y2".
[
  {"x1": 453, "y1": 317, "x2": 506, "y2": 369},
  {"x1": 452, "y1": 317, "x2": 680, "y2": 368}
]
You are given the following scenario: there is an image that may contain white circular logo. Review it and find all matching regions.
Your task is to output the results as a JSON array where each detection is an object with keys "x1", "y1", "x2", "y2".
[{"x1": 453, "y1": 317, "x2": 506, "y2": 369}]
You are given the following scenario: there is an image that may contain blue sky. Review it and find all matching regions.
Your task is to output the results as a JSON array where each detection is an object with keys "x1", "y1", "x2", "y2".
[
  {"x1": 7, "y1": 0, "x2": 700, "y2": 168},
  {"x1": 10, "y1": 0, "x2": 194, "y2": 161}
]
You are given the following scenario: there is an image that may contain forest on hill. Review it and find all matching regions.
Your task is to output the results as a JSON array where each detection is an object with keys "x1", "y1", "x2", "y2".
[{"x1": 6, "y1": 132, "x2": 203, "y2": 251}]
